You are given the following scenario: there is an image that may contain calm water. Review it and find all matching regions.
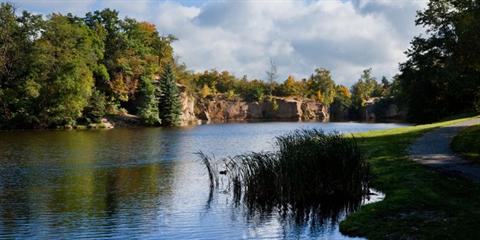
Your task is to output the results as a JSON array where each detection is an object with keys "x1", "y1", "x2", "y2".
[{"x1": 0, "y1": 122, "x2": 405, "y2": 239}]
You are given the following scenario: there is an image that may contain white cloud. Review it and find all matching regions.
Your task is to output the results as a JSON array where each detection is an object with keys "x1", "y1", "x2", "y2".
[
  {"x1": 152, "y1": 0, "x2": 427, "y2": 85},
  {"x1": 11, "y1": 0, "x2": 427, "y2": 86}
]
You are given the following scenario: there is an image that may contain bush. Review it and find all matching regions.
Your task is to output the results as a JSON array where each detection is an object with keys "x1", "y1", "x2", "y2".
[
  {"x1": 474, "y1": 90, "x2": 480, "y2": 113},
  {"x1": 200, "y1": 84, "x2": 212, "y2": 98},
  {"x1": 226, "y1": 90, "x2": 236, "y2": 100},
  {"x1": 82, "y1": 89, "x2": 107, "y2": 123},
  {"x1": 199, "y1": 129, "x2": 369, "y2": 214}
]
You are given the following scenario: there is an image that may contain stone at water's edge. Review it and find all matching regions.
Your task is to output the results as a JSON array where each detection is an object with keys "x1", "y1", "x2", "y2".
[{"x1": 182, "y1": 95, "x2": 329, "y2": 124}]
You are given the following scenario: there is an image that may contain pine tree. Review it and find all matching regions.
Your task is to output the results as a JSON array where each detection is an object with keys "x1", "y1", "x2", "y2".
[{"x1": 158, "y1": 64, "x2": 181, "y2": 126}]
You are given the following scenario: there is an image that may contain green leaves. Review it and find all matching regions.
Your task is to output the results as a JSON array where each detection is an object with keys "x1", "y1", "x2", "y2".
[
  {"x1": 0, "y1": 3, "x2": 178, "y2": 129},
  {"x1": 158, "y1": 64, "x2": 181, "y2": 127},
  {"x1": 398, "y1": 0, "x2": 480, "y2": 123}
]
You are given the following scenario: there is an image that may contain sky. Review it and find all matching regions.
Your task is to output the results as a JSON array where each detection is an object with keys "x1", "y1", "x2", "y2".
[{"x1": 9, "y1": 0, "x2": 427, "y2": 86}]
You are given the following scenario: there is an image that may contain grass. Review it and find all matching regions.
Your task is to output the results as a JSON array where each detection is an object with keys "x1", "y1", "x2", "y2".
[
  {"x1": 340, "y1": 115, "x2": 480, "y2": 239},
  {"x1": 199, "y1": 129, "x2": 369, "y2": 223},
  {"x1": 451, "y1": 124, "x2": 480, "y2": 162}
]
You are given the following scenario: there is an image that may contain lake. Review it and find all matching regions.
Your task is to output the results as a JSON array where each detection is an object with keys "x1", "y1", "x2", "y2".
[{"x1": 0, "y1": 122, "x2": 406, "y2": 239}]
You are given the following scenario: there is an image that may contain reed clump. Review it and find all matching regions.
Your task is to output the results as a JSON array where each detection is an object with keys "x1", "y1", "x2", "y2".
[{"x1": 199, "y1": 129, "x2": 369, "y2": 211}]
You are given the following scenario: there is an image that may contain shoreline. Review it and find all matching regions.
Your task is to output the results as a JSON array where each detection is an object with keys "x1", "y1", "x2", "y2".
[
  {"x1": 0, "y1": 118, "x2": 410, "y2": 132},
  {"x1": 340, "y1": 116, "x2": 480, "y2": 239}
]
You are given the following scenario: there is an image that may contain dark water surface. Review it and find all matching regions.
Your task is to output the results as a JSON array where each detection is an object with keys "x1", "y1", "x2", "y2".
[{"x1": 0, "y1": 122, "x2": 405, "y2": 239}]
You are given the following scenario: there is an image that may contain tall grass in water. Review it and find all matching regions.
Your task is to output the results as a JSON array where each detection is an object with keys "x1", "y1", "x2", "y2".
[{"x1": 199, "y1": 129, "x2": 369, "y2": 220}]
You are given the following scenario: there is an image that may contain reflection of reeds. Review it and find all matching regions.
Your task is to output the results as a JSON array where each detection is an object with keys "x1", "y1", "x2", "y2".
[
  {"x1": 198, "y1": 129, "x2": 370, "y2": 223},
  {"x1": 196, "y1": 151, "x2": 219, "y2": 190}
]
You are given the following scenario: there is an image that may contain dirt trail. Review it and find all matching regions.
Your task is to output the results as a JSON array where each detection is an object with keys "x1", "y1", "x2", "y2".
[{"x1": 409, "y1": 118, "x2": 480, "y2": 182}]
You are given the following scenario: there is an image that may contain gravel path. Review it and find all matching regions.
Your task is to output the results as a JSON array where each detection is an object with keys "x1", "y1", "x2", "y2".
[{"x1": 409, "y1": 118, "x2": 480, "y2": 182}]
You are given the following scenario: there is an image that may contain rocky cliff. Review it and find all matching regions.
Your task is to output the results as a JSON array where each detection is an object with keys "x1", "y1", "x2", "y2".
[
  {"x1": 364, "y1": 97, "x2": 406, "y2": 121},
  {"x1": 179, "y1": 94, "x2": 329, "y2": 124}
]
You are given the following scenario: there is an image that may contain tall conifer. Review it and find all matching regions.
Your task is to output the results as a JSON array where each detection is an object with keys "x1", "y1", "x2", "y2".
[{"x1": 158, "y1": 64, "x2": 181, "y2": 126}]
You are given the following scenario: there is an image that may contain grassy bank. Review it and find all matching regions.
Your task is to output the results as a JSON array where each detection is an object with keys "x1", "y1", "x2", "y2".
[
  {"x1": 451, "y1": 124, "x2": 480, "y2": 162},
  {"x1": 340, "y1": 116, "x2": 480, "y2": 239}
]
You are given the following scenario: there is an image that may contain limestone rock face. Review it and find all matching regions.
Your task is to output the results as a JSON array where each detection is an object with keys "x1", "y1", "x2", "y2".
[
  {"x1": 196, "y1": 99, "x2": 249, "y2": 122},
  {"x1": 264, "y1": 98, "x2": 302, "y2": 120},
  {"x1": 192, "y1": 96, "x2": 329, "y2": 123},
  {"x1": 301, "y1": 100, "x2": 329, "y2": 121},
  {"x1": 179, "y1": 91, "x2": 199, "y2": 125},
  {"x1": 363, "y1": 97, "x2": 405, "y2": 121}
]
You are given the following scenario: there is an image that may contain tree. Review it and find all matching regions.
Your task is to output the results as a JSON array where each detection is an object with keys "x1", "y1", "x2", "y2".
[
  {"x1": 397, "y1": 0, "x2": 480, "y2": 122},
  {"x1": 330, "y1": 85, "x2": 352, "y2": 120},
  {"x1": 308, "y1": 68, "x2": 336, "y2": 105},
  {"x1": 82, "y1": 89, "x2": 107, "y2": 123},
  {"x1": 84, "y1": 10, "x2": 176, "y2": 108},
  {"x1": 137, "y1": 76, "x2": 160, "y2": 125},
  {"x1": 0, "y1": 3, "x2": 43, "y2": 128},
  {"x1": 32, "y1": 14, "x2": 102, "y2": 127},
  {"x1": 277, "y1": 75, "x2": 301, "y2": 97},
  {"x1": 265, "y1": 58, "x2": 278, "y2": 96},
  {"x1": 351, "y1": 69, "x2": 379, "y2": 109},
  {"x1": 380, "y1": 76, "x2": 392, "y2": 96},
  {"x1": 158, "y1": 64, "x2": 181, "y2": 126}
]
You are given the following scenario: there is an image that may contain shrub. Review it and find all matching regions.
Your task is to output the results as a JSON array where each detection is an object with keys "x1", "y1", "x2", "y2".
[
  {"x1": 226, "y1": 90, "x2": 236, "y2": 100},
  {"x1": 271, "y1": 98, "x2": 279, "y2": 112},
  {"x1": 200, "y1": 84, "x2": 212, "y2": 98},
  {"x1": 82, "y1": 89, "x2": 107, "y2": 123}
]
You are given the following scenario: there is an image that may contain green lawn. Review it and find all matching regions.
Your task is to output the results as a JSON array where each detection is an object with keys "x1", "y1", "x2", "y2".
[
  {"x1": 340, "y1": 116, "x2": 480, "y2": 239},
  {"x1": 451, "y1": 124, "x2": 480, "y2": 162}
]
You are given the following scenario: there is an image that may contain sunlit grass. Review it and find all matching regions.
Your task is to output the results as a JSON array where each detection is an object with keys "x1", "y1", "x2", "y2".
[{"x1": 340, "y1": 115, "x2": 480, "y2": 239}]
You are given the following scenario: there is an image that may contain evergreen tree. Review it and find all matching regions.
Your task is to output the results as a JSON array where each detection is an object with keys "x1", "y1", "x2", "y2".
[
  {"x1": 138, "y1": 76, "x2": 160, "y2": 125},
  {"x1": 158, "y1": 64, "x2": 181, "y2": 126}
]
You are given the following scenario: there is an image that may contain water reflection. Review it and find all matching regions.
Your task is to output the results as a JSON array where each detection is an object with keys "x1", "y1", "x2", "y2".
[{"x1": 0, "y1": 122, "x2": 403, "y2": 239}]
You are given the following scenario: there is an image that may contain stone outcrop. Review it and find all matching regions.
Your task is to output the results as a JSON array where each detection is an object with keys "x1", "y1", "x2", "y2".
[
  {"x1": 179, "y1": 91, "x2": 200, "y2": 126},
  {"x1": 196, "y1": 99, "x2": 249, "y2": 122},
  {"x1": 107, "y1": 113, "x2": 142, "y2": 128},
  {"x1": 364, "y1": 97, "x2": 406, "y2": 121},
  {"x1": 301, "y1": 100, "x2": 329, "y2": 120},
  {"x1": 176, "y1": 84, "x2": 329, "y2": 125},
  {"x1": 192, "y1": 96, "x2": 329, "y2": 123}
]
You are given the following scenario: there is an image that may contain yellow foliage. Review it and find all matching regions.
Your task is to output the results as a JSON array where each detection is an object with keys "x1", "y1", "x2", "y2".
[
  {"x1": 285, "y1": 75, "x2": 296, "y2": 88},
  {"x1": 138, "y1": 22, "x2": 156, "y2": 34},
  {"x1": 200, "y1": 84, "x2": 211, "y2": 98},
  {"x1": 337, "y1": 85, "x2": 351, "y2": 98},
  {"x1": 316, "y1": 90, "x2": 323, "y2": 102},
  {"x1": 226, "y1": 90, "x2": 236, "y2": 100}
]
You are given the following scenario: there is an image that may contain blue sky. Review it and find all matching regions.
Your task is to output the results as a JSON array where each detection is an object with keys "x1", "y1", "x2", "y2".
[{"x1": 9, "y1": 0, "x2": 427, "y2": 86}]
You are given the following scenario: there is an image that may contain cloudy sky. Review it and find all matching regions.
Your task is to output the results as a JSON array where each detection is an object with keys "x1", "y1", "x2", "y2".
[{"x1": 11, "y1": 0, "x2": 427, "y2": 86}]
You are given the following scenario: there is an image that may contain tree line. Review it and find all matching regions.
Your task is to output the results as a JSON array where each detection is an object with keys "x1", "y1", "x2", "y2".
[
  {"x1": 1, "y1": 0, "x2": 478, "y2": 128},
  {"x1": 181, "y1": 67, "x2": 395, "y2": 121},
  {"x1": 0, "y1": 4, "x2": 181, "y2": 128},
  {"x1": 0, "y1": 3, "x2": 395, "y2": 129}
]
